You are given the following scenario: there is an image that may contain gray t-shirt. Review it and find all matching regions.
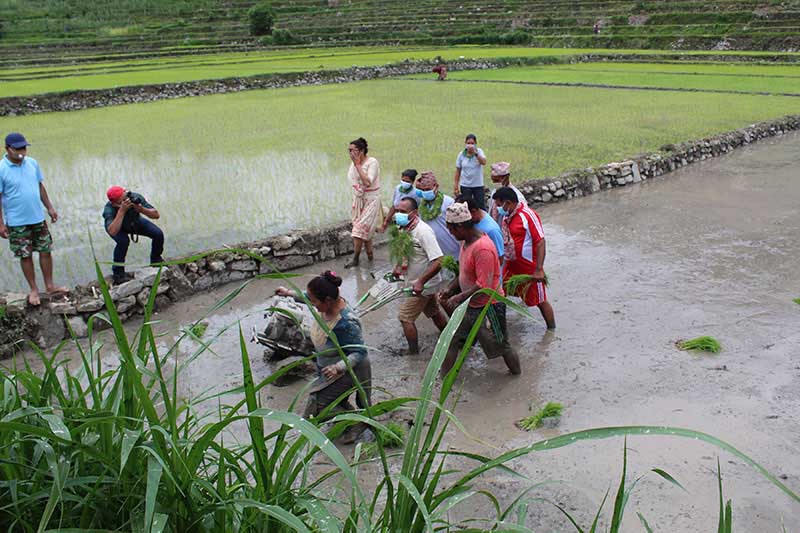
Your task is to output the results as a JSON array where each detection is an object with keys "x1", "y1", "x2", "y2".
[
  {"x1": 406, "y1": 220, "x2": 443, "y2": 288},
  {"x1": 456, "y1": 147, "x2": 486, "y2": 188}
]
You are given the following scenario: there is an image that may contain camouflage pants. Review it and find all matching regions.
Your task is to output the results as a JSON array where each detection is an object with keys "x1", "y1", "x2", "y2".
[{"x1": 8, "y1": 221, "x2": 52, "y2": 258}]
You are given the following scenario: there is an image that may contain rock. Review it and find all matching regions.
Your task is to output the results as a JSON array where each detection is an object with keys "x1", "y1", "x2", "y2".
[
  {"x1": 616, "y1": 178, "x2": 627, "y2": 186},
  {"x1": 136, "y1": 283, "x2": 170, "y2": 307},
  {"x1": 25, "y1": 306, "x2": 66, "y2": 347},
  {"x1": 553, "y1": 189, "x2": 565, "y2": 198},
  {"x1": 193, "y1": 274, "x2": 214, "y2": 291},
  {"x1": 77, "y1": 298, "x2": 104, "y2": 313},
  {"x1": 49, "y1": 300, "x2": 77, "y2": 315},
  {"x1": 187, "y1": 262, "x2": 199, "y2": 273},
  {"x1": 553, "y1": 180, "x2": 562, "y2": 189},
  {"x1": 167, "y1": 265, "x2": 194, "y2": 299},
  {"x1": 586, "y1": 174, "x2": 601, "y2": 193},
  {"x1": 631, "y1": 162, "x2": 642, "y2": 183},
  {"x1": 208, "y1": 260, "x2": 226, "y2": 272},
  {"x1": 110, "y1": 279, "x2": 144, "y2": 301},
  {"x1": 263, "y1": 254, "x2": 315, "y2": 273},
  {"x1": 271, "y1": 234, "x2": 296, "y2": 251},
  {"x1": 318, "y1": 243, "x2": 336, "y2": 261},
  {"x1": 625, "y1": 175, "x2": 634, "y2": 184},
  {"x1": 5, "y1": 293, "x2": 27, "y2": 316},
  {"x1": 540, "y1": 192, "x2": 553, "y2": 203},
  {"x1": 548, "y1": 182, "x2": 558, "y2": 192},
  {"x1": 154, "y1": 294, "x2": 172, "y2": 311},
  {"x1": 135, "y1": 266, "x2": 168, "y2": 286},
  {"x1": 65, "y1": 316, "x2": 88, "y2": 338},
  {"x1": 229, "y1": 259, "x2": 258, "y2": 271},
  {"x1": 116, "y1": 295, "x2": 137, "y2": 313}
]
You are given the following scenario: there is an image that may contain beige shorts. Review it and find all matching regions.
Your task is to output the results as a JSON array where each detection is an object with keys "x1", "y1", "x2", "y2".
[{"x1": 398, "y1": 294, "x2": 440, "y2": 322}]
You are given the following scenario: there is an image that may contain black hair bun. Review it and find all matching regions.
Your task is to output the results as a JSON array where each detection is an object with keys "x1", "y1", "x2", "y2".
[
  {"x1": 402, "y1": 168, "x2": 418, "y2": 179},
  {"x1": 322, "y1": 270, "x2": 342, "y2": 287}
]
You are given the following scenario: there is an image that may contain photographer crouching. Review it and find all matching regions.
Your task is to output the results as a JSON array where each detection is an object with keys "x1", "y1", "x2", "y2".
[{"x1": 104, "y1": 185, "x2": 164, "y2": 285}]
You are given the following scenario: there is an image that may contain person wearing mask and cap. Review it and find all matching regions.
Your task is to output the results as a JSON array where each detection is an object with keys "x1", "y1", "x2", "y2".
[
  {"x1": 437, "y1": 202, "x2": 521, "y2": 377},
  {"x1": 391, "y1": 197, "x2": 450, "y2": 355},
  {"x1": 379, "y1": 168, "x2": 418, "y2": 233},
  {"x1": 103, "y1": 185, "x2": 164, "y2": 285},
  {"x1": 493, "y1": 186, "x2": 556, "y2": 330},
  {"x1": 0, "y1": 132, "x2": 68, "y2": 306},
  {"x1": 414, "y1": 171, "x2": 460, "y2": 258},
  {"x1": 488, "y1": 162, "x2": 526, "y2": 225}
]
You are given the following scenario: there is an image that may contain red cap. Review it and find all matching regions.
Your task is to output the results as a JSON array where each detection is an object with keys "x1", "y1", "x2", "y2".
[{"x1": 107, "y1": 186, "x2": 125, "y2": 202}]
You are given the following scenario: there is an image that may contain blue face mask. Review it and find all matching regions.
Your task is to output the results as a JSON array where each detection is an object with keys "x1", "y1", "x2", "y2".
[
  {"x1": 497, "y1": 205, "x2": 510, "y2": 217},
  {"x1": 394, "y1": 212, "x2": 410, "y2": 227},
  {"x1": 399, "y1": 181, "x2": 413, "y2": 191},
  {"x1": 417, "y1": 189, "x2": 436, "y2": 201}
]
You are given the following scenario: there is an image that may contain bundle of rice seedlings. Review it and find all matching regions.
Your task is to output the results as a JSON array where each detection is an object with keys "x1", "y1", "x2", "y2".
[
  {"x1": 440, "y1": 255, "x2": 459, "y2": 275},
  {"x1": 504, "y1": 273, "x2": 549, "y2": 297},
  {"x1": 361, "y1": 420, "x2": 407, "y2": 457},
  {"x1": 388, "y1": 225, "x2": 415, "y2": 265},
  {"x1": 517, "y1": 401, "x2": 563, "y2": 431},
  {"x1": 793, "y1": 297, "x2": 800, "y2": 305},
  {"x1": 678, "y1": 336, "x2": 722, "y2": 354}
]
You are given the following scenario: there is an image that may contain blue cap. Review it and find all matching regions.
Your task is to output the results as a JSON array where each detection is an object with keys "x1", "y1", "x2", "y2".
[{"x1": 5, "y1": 132, "x2": 30, "y2": 149}]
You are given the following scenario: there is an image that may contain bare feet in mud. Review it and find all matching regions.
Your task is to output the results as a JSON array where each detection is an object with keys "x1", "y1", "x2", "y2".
[{"x1": 27, "y1": 290, "x2": 41, "y2": 306}]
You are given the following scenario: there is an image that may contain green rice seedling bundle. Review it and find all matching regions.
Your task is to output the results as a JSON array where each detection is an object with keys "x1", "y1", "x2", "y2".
[
  {"x1": 517, "y1": 401, "x2": 563, "y2": 431},
  {"x1": 793, "y1": 297, "x2": 800, "y2": 305},
  {"x1": 440, "y1": 255, "x2": 459, "y2": 275},
  {"x1": 360, "y1": 420, "x2": 407, "y2": 458},
  {"x1": 388, "y1": 224, "x2": 415, "y2": 265},
  {"x1": 504, "y1": 273, "x2": 549, "y2": 297},
  {"x1": 678, "y1": 336, "x2": 722, "y2": 353}
]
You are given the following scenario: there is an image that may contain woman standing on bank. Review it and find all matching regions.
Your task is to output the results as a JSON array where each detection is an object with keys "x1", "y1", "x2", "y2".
[
  {"x1": 453, "y1": 133, "x2": 487, "y2": 210},
  {"x1": 347, "y1": 137, "x2": 382, "y2": 268}
]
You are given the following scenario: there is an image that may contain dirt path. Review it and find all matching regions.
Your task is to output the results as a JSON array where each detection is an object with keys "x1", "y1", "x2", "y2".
[{"x1": 9, "y1": 132, "x2": 799, "y2": 530}]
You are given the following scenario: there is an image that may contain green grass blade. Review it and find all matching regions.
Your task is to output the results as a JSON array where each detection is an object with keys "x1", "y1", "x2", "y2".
[
  {"x1": 396, "y1": 474, "x2": 433, "y2": 532},
  {"x1": 237, "y1": 326, "x2": 271, "y2": 496},
  {"x1": 145, "y1": 455, "x2": 163, "y2": 532},
  {"x1": 235, "y1": 499, "x2": 312, "y2": 532},
  {"x1": 637, "y1": 512, "x2": 654, "y2": 533},
  {"x1": 651, "y1": 468, "x2": 687, "y2": 492},
  {"x1": 609, "y1": 440, "x2": 628, "y2": 532}
]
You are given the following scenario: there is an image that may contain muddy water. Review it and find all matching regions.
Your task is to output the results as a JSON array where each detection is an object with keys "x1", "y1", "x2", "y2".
[{"x1": 8, "y1": 132, "x2": 800, "y2": 530}]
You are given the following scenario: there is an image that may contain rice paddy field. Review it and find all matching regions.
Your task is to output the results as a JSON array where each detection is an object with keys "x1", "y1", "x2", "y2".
[
  {"x1": 1, "y1": 44, "x2": 799, "y2": 97},
  {"x1": 1, "y1": 56, "x2": 799, "y2": 290}
]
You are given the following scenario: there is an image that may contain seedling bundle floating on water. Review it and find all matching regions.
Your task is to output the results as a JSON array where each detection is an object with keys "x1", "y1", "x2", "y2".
[
  {"x1": 517, "y1": 401, "x2": 563, "y2": 431},
  {"x1": 677, "y1": 336, "x2": 722, "y2": 354}
]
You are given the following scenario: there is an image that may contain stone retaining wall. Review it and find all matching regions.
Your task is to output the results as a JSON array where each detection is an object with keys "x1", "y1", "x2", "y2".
[{"x1": 0, "y1": 114, "x2": 797, "y2": 357}]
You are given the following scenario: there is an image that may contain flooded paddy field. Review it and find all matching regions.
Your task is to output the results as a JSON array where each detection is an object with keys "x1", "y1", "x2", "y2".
[
  {"x1": 1, "y1": 72, "x2": 798, "y2": 291},
  {"x1": 10, "y1": 131, "x2": 797, "y2": 530}
]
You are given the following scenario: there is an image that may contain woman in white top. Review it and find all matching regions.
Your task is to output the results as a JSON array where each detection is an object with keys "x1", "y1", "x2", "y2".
[
  {"x1": 347, "y1": 137, "x2": 382, "y2": 267},
  {"x1": 453, "y1": 133, "x2": 488, "y2": 210}
]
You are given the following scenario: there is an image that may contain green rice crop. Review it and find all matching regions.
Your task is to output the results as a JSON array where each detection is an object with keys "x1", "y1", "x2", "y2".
[
  {"x1": 1, "y1": 258, "x2": 798, "y2": 530},
  {"x1": 2, "y1": 78, "x2": 798, "y2": 289},
  {"x1": 518, "y1": 401, "x2": 563, "y2": 431},
  {"x1": 434, "y1": 62, "x2": 800, "y2": 95},
  {"x1": 678, "y1": 336, "x2": 722, "y2": 353},
  {"x1": 388, "y1": 224, "x2": 415, "y2": 265},
  {"x1": 440, "y1": 255, "x2": 460, "y2": 275},
  {"x1": 793, "y1": 297, "x2": 800, "y2": 305}
]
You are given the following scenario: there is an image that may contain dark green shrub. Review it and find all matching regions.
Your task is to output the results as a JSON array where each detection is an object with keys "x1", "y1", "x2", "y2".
[{"x1": 248, "y1": 2, "x2": 276, "y2": 36}]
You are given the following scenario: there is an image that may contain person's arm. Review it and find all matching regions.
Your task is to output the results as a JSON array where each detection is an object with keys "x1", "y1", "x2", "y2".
[
  {"x1": 532, "y1": 238, "x2": 546, "y2": 281},
  {"x1": 447, "y1": 249, "x2": 495, "y2": 307},
  {"x1": 39, "y1": 183, "x2": 58, "y2": 223},
  {"x1": 322, "y1": 317, "x2": 367, "y2": 378},
  {"x1": 453, "y1": 167, "x2": 462, "y2": 196},
  {"x1": 380, "y1": 205, "x2": 397, "y2": 232},
  {"x1": 412, "y1": 257, "x2": 442, "y2": 294},
  {"x1": 106, "y1": 200, "x2": 132, "y2": 237},
  {"x1": 0, "y1": 195, "x2": 7, "y2": 239},
  {"x1": 352, "y1": 157, "x2": 377, "y2": 188},
  {"x1": 136, "y1": 203, "x2": 159, "y2": 220},
  {"x1": 476, "y1": 148, "x2": 487, "y2": 166}
]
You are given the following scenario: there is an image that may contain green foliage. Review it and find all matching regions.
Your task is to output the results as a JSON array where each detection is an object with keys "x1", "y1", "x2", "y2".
[
  {"x1": 717, "y1": 459, "x2": 733, "y2": 533},
  {"x1": 0, "y1": 260, "x2": 799, "y2": 530},
  {"x1": 0, "y1": 305, "x2": 5, "y2": 319},
  {"x1": 679, "y1": 335, "x2": 722, "y2": 353},
  {"x1": 188, "y1": 320, "x2": 209, "y2": 337},
  {"x1": 248, "y1": 2, "x2": 276, "y2": 36},
  {"x1": 440, "y1": 255, "x2": 459, "y2": 275},
  {"x1": 793, "y1": 297, "x2": 800, "y2": 305},
  {"x1": 360, "y1": 420, "x2": 406, "y2": 457},
  {"x1": 517, "y1": 401, "x2": 563, "y2": 431},
  {"x1": 388, "y1": 224, "x2": 415, "y2": 266},
  {"x1": 504, "y1": 273, "x2": 550, "y2": 298}
]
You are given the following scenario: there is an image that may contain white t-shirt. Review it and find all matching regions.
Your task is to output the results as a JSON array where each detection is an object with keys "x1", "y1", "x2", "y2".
[{"x1": 407, "y1": 220, "x2": 443, "y2": 287}]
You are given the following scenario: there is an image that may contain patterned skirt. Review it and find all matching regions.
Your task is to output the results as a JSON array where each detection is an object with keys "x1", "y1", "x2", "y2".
[{"x1": 351, "y1": 191, "x2": 382, "y2": 241}]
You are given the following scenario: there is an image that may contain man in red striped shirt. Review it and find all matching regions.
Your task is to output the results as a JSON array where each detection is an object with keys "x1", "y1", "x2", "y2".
[{"x1": 493, "y1": 187, "x2": 556, "y2": 329}]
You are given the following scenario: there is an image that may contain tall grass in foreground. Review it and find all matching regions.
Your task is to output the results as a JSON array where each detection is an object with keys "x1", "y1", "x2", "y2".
[{"x1": 1, "y1": 252, "x2": 798, "y2": 531}]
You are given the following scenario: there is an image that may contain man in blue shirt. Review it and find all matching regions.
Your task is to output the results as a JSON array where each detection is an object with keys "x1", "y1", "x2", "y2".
[
  {"x1": 0, "y1": 132, "x2": 67, "y2": 306},
  {"x1": 455, "y1": 194, "x2": 504, "y2": 265}
]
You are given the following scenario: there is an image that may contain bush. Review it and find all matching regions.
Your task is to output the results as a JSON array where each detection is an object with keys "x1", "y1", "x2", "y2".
[
  {"x1": 272, "y1": 29, "x2": 302, "y2": 45},
  {"x1": 248, "y1": 2, "x2": 275, "y2": 36}
]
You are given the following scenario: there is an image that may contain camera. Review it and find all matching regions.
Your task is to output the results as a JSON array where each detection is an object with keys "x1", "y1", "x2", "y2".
[{"x1": 125, "y1": 191, "x2": 142, "y2": 205}]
